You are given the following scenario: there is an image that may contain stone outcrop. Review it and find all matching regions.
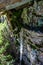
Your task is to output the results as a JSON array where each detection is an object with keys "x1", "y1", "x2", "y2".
[{"x1": 22, "y1": 28, "x2": 43, "y2": 65}]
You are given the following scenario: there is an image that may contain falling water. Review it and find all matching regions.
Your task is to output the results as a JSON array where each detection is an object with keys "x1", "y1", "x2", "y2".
[{"x1": 20, "y1": 28, "x2": 23, "y2": 65}]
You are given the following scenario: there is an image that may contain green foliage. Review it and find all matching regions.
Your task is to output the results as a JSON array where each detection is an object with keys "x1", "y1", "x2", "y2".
[
  {"x1": 0, "y1": 17, "x2": 14, "y2": 65},
  {"x1": 21, "y1": 8, "x2": 29, "y2": 24},
  {"x1": 0, "y1": 54, "x2": 14, "y2": 65},
  {"x1": 10, "y1": 10, "x2": 22, "y2": 31}
]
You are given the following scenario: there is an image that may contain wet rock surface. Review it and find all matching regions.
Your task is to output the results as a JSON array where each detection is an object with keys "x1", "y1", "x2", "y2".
[
  {"x1": 21, "y1": 28, "x2": 43, "y2": 65},
  {"x1": 21, "y1": 2, "x2": 43, "y2": 64},
  {"x1": 1, "y1": 0, "x2": 43, "y2": 65}
]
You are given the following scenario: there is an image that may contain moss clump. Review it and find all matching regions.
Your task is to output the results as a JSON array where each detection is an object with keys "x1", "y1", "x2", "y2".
[{"x1": 0, "y1": 15, "x2": 15, "y2": 65}]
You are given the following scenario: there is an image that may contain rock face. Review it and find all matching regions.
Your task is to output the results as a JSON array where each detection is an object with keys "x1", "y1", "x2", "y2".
[
  {"x1": 0, "y1": 0, "x2": 31, "y2": 10},
  {"x1": 21, "y1": 1, "x2": 43, "y2": 27},
  {"x1": 21, "y1": 2, "x2": 43, "y2": 64},
  {"x1": 8, "y1": 0, "x2": 43, "y2": 64},
  {"x1": 0, "y1": 0, "x2": 21, "y2": 10},
  {"x1": 2, "y1": 0, "x2": 43, "y2": 65},
  {"x1": 22, "y1": 28, "x2": 43, "y2": 65},
  {"x1": 38, "y1": 53, "x2": 43, "y2": 62},
  {"x1": 35, "y1": 1, "x2": 43, "y2": 16}
]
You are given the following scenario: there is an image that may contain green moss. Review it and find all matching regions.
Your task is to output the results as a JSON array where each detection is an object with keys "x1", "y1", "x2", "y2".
[{"x1": 0, "y1": 15, "x2": 15, "y2": 65}]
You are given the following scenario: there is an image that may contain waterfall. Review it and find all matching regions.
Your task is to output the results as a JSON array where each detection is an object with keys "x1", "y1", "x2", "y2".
[{"x1": 20, "y1": 28, "x2": 23, "y2": 65}]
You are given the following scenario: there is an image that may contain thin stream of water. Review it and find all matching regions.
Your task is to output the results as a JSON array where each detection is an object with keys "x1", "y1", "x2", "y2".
[{"x1": 20, "y1": 28, "x2": 23, "y2": 65}]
